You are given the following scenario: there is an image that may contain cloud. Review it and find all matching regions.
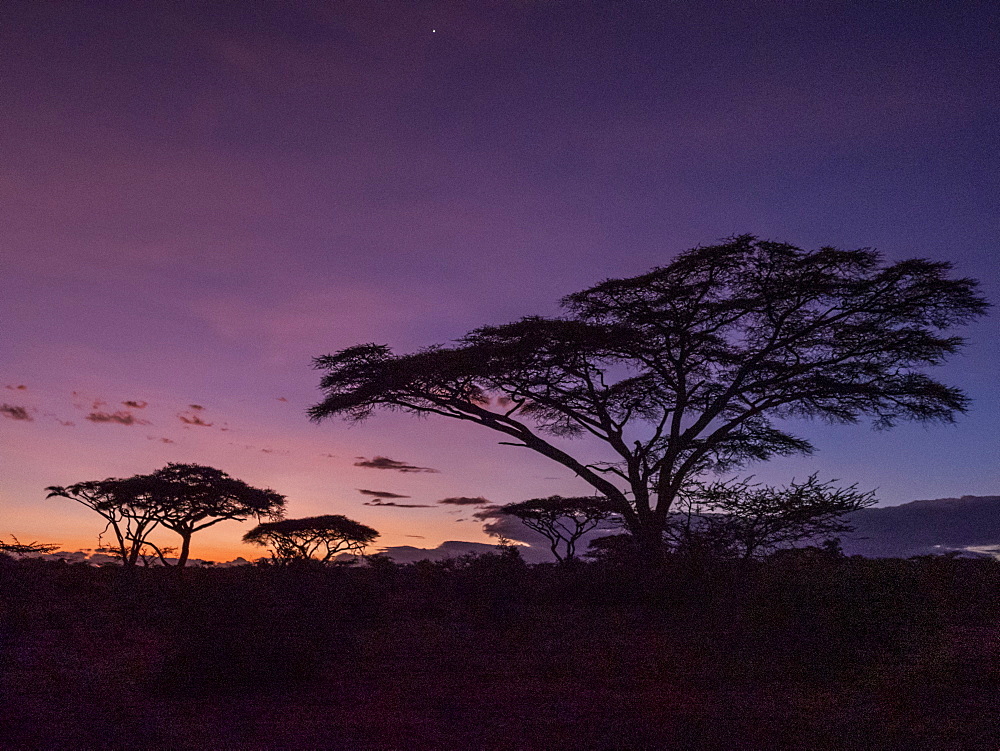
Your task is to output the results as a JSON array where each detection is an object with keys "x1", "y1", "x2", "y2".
[
  {"x1": 277, "y1": 397, "x2": 288, "y2": 402},
  {"x1": 472, "y1": 504, "x2": 504, "y2": 520},
  {"x1": 86, "y1": 410, "x2": 148, "y2": 426},
  {"x1": 438, "y1": 496, "x2": 491, "y2": 506},
  {"x1": 1, "y1": 404, "x2": 32, "y2": 421},
  {"x1": 359, "y1": 489, "x2": 411, "y2": 499},
  {"x1": 353, "y1": 455, "x2": 439, "y2": 473},
  {"x1": 178, "y1": 412, "x2": 213, "y2": 427},
  {"x1": 122, "y1": 400, "x2": 148, "y2": 409},
  {"x1": 363, "y1": 500, "x2": 432, "y2": 508},
  {"x1": 57, "y1": 420, "x2": 75, "y2": 427},
  {"x1": 147, "y1": 436, "x2": 175, "y2": 443},
  {"x1": 5, "y1": 384, "x2": 27, "y2": 391},
  {"x1": 189, "y1": 404, "x2": 205, "y2": 410}
]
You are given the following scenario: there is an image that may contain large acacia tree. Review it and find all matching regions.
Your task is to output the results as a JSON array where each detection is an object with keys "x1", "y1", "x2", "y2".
[
  {"x1": 119, "y1": 464, "x2": 286, "y2": 567},
  {"x1": 310, "y1": 237, "x2": 988, "y2": 558},
  {"x1": 48, "y1": 464, "x2": 286, "y2": 568}
]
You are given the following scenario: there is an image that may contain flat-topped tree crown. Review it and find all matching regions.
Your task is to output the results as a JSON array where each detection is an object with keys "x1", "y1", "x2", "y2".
[
  {"x1": 243, "y1": 515, "x2": 379, "y2": 562},
  {"x1": 310, "y1": 236, "x2": 988, "y2": 559},
  {"x1": 48, "y1": 464, "x2": 286, "y2": 568},
  {"x1": 500, "y1": 495, "x2": 615, "y2": 561},
  {"x1": 127, "y1": 463, "x2": 286, "y2": 567}
]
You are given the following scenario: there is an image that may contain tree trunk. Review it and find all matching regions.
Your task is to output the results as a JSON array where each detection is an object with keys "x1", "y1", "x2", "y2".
[
  {"x1": 635, "y1": 520, "x2": 666, "y2": 566},
  {"x1": 176, "y1": 532, "x2": 192, "y2": 568}
]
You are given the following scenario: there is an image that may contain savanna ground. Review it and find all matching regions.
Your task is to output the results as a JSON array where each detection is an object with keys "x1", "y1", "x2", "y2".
[{"x1": 2, "y1": 550, "x2": 999, "y2": 750}]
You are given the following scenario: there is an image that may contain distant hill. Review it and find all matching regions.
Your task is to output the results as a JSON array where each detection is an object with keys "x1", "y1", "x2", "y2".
[
  {"x1": 378, "y1": 540, "x2": 551, "y2": 564},
  {"x1": 842, "y1": 495, "x2": 1000, "y2": 558}
]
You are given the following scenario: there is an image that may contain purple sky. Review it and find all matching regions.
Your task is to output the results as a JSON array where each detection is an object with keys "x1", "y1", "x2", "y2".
[{"x1": 2, "y1": 1, "x2": 998, "y2": 561}]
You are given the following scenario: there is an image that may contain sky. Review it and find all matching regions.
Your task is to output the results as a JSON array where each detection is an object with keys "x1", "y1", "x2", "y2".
[{"x1": 2, "y1": 0, "x2": 999, "y2": 563}]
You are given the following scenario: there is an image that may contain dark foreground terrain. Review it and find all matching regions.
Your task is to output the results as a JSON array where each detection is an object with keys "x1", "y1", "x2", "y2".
[{"x1": 2, "y1": 550, "x2": 999, "y2": 749}]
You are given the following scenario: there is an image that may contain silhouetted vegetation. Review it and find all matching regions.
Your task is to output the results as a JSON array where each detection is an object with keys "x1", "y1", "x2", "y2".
[
  {"x1": 2, "y1": 551, "x2": 999, "y2": 748},
  {"x1": 0, "y1": 536, "x2": 59, "y2": 558},
  {"x1": 47, "y1": 464, "x2": 285, "y2": 567},
  {"x1": 242, "y1": 514, "x2": 379, "y2": 562},
  {"x1": 499, "y1": 495, "x2": 615, "y2": 561},
  {"x1": 665, "y1": 474, "x2": 877, "y2": 559},
  {"x1": 311, "y1": 237, "x2": 988, "y2": 560}
]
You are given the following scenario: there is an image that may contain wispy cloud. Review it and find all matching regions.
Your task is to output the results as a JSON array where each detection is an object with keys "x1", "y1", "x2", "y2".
[
  {"x1": 358, "y1": 489, "x2": 410, "y2": 499},
  {"x1": 122, "y1": 400, "x2": 148, "y2": 409},
  {"x1": 354, "y1": 455, "x2": 439, "y2": 473},
  {"x1": 86, "y1": 410, "x2": 148, "y2": 426},
  {"x1": 363, "y1": 499, "x2": 432, "y2": 508},
  {"x1": 5, "y1": 384, "x2": 27, "y2": 391},
  {"x1": 1, "y1": 404, "x2": 32, "y2": 421},
  {"x1": 437, "y1": 496, "x2": 491, "y2": 506},
  {"x1": 472, "y1": 505, "x2": 504, "y2": 520},
  {"x1": 178, "y1": 412, "x2": 213, "y2": 427}
]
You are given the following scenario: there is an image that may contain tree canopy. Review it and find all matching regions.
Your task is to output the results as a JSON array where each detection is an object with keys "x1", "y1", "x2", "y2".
[
  {"x1": 310, "y1": 236, "x2": 988, "y2": 557},
  {"x1": 243, "y1": 515, "x2": 380, "y2": 563},
  {"x1": 117, "y1": 463, "x2": 286, "y2": 567}
]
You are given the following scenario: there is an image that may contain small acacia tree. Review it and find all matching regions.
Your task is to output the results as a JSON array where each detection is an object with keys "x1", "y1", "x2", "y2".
[
  {"x1": 500, "y1": 495, "x2": 615, "y2": 561},
  {"x1": 667, "y1": 475, "x2": 876, "y2": 559},
  {"x1": 243, "y1": 515, "x2": 379, "y2": 563},
  {"x1": 310, "y1": 236, "x2": 987, "y2": 561}
]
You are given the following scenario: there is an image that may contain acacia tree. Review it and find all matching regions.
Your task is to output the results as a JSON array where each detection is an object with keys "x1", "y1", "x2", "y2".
[
  {"x1": 310, "y1": 236, "x2": 987, "y2": 560},
  {"x1": 117, "y1": 464, "x2": 286, "y2": 567},
  {"x1": 46, "y1": 479, "x2": 163, "y2": 567},
  {"x1": 500, "y1": 495, "x2": 615, "y2": 561},
  {"x1": 0, "y1": 536, "x2": 60, "y2": 558},
  {"x1": 48, "y1": 464, "x2": 285, "y2": 568},
  {"x1": 242, "y1": 515, "x2": 379, "y2": 563},
  {"x1": 666, "y1": 475, "x2": 876, "y2": 559}
]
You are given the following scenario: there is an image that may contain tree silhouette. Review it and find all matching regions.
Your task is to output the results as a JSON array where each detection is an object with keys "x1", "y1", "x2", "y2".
[
  {"x1": 46, "y1": 479, "x2": 163, "y2": 567},
  {"x1": 0, "y1": 536, "x2": 59, "y2": 558},
  {"x1": 48, "y1": 464, "x2": 285, "y2": 567},
  {"x1": 666, "y1": 475, "x2": 876, "y2": 559},
  {"x1": 242, "y1": 515, "x2": 379, "y2": 562},
  {"x1": 500, "y1": 496, "x2": 614, "y2": 561},
  {"x1": 310, "y1": 236, "x2": 987, "y2": 560},
  {"x1": 116, "y1": 464, "x2": 285, "y2": 567}
]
